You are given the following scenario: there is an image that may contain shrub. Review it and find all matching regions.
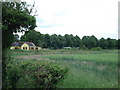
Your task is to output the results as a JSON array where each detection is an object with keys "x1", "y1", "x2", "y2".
[
  {"x1": 79, "y1": 46, "x2": 88, "y2": 50},
  {"x1": 4, "y1": 59, "x2": 68, "y2": 88},
  {"x1": 91, "y1": 47, "x2": 102, "y2": 51}
]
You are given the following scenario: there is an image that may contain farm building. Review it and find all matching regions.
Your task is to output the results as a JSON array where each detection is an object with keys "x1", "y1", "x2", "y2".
[
  {"x1": 63, "y1": 47, "x2": 72, "y2": 49},
  {"x1": 10, "y1": 41, "x2": 41, "y2": 50}
]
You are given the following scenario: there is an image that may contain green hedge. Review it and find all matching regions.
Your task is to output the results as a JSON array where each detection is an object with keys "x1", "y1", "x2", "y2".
[
  {"x1": 91, "y1": 47, "x2": 102, "y2": 51},
  {"x1": 3, "y1": 59, "x2": 68, "y2": 88}
]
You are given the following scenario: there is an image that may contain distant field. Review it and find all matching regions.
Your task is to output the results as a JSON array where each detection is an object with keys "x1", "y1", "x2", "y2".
[{"x1": 10, "y1": 49, "x2": 119, "y2": 88}]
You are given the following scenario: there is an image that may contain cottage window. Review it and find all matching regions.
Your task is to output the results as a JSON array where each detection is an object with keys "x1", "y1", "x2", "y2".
[
  {"x1": 23, "y1": 47, "x2": 27, "y2": 50},
  {"x1": 31, "y1": 47, "x2": 34, "y2": 50},
  {"x1": 15, "y1": 47, "x2": 18, "y2": 49}
]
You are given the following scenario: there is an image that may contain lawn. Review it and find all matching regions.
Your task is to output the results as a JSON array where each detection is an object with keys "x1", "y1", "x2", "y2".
[{"x1": 10, "y1": 49, "x2": 119, "y2": 88}]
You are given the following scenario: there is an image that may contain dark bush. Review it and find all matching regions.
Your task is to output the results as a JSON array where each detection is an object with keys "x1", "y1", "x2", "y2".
[
  {"x1": 91, "y1": 47, "x2": 102, "y2": 51},
  {"x1": 4, "y1": 59, "x2": 68, "y2": 88}
]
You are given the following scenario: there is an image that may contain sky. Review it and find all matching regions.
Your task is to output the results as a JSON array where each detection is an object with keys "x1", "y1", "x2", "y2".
[{"x1": 21, "y1": 0, "x2": 119, "y2": 39}]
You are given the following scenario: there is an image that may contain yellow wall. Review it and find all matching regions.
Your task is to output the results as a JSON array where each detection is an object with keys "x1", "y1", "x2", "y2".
[
  {"x1": 10, "y1": 43, "x2": 41, "y2": 50},
  {"x1": 30, "y1": 46, "x2": 36, "y2": 50},
  {"x1": 21, "y1": 43, "x2": 30, "y2": 50},
  {"x1": 10, "y1": 46, "x2": 15, "y2": 49},
  {"x1": 37, "y1": 47, "x2": 42, "y2": 50},
  {"x1": 10, "y1": 46, "x2": 21, "y2": 49}
]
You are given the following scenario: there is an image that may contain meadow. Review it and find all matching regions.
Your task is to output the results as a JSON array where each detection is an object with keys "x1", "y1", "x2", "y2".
[{"x1": 9, "y1": 49, "x2": 119, "y2": 88}]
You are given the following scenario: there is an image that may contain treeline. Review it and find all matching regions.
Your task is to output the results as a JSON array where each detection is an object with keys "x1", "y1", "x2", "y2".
[{"x1": 19, "y1": 30, "x2": 120, "y2": 49}]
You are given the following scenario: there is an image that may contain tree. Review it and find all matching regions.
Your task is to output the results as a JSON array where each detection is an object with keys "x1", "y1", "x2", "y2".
[
  {"x1": 50, "y1": 34, "x2": 60, "y2": 49},
  {"x1": 2, "y1": 2, "x2": 37, "y2": 88},
  {"x1": 74, "y1": 35, "x2": 82, "y2": 47},
  {"x1": 107, "y1": 38, "x2": 116, "y2": 49},
  {"x1": 2, "y1": 2, "x2": 36, "y2": 49},
  {"x1": 117, "y1": 39, "x2": 120, "y2": 49},
  {"x1": 88, "y1": 35, "x2": 98, "y2": 49},
  {"x1": 57, "y1": 35, "x2": 65, "y2": 48},
  {"x1": 13, "y1": 34, "x2": 19, "y2": 41},
  {"x1": 82, "y1": 36, "x2": 90, "y2": 48},
  {"x1": 98, "y1": 38, "x2": 109, "y2": 49},
  {"x1": 64, "y1": 34, "x2": 73, "y2": 47},
  {"x1": 43, "y1": 34, "x2": 51, "y2": 48},
  {"x1": 21, "y1": 30, "x2": 44, "y2": 47}
]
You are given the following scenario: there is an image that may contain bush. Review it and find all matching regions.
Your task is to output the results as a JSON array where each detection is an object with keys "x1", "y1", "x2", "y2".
[
  {"x1": 91, "y1": 47, "x2": 102, "y2": 51},
  {"x1": 79, "y1": 46, "x2": 88, "y2": 50},
  {"x1": 3, "y1": 59, "x2": 68, "y2": 88}
]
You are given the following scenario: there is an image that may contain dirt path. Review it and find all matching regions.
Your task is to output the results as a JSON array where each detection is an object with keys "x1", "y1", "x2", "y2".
[
  {"x1": 16, "y1": 55, "x2": 48, "y2": 59},
  {"x1": 16, "y1": 54, "x2": 68, "y2": 59}
]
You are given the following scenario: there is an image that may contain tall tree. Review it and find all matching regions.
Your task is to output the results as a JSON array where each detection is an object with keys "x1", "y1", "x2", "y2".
[
  {"x1": 98, "y1": 38, "x2": 109, "y2": 49},
  {"x1": 50, "y1": 34, "x2": 59, "y2": 49},
  {"x1": 2, "y1": 2, "x2": 36, "y2": 49},
  {"x1": 82, "y1": 36, "x2": 90, "y2": 48},
  {"x1": 117, "y1": 39, "x2": 120, "y2": 49},
  {"x1": 2, "y1": 2, "x2": 36, "y2": 88},
  {"x1": 107, "y1": 38, "x2": 116, "y2": 49},
  {"x1": 74, "y1": 35, "x2": 82, "y2": 47},
  {"x1": 64, "y1": 34, "x2": 73, "y2": 47},
  {"x1": 57, "y1": 35, "x2": 65, "y2": 48},
  {"x1": 21, "y1": 30, "x2": 44, "y2": 47},
  {"x1": 88, "y1": 35, "x2": 98, "y2": 49},
  {"x1": 13, "y1": 34, "x2": 19, "y2": 41},
  {"x1": 43, "y1": 34, "x2": 51, "y2": 48}
]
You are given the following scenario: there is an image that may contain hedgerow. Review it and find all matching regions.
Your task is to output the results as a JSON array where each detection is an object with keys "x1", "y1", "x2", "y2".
[{"x1": 3, "y1": 59, "x2": 68, "y2": 88}]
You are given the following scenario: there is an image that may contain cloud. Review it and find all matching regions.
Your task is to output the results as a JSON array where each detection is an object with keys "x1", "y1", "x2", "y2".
[
  {"x1": 53, "y1": 11, "x2": 65, "y2": 17},
  {"x1": 23, "y1": 0, "x2": 119, "y2": 39}
]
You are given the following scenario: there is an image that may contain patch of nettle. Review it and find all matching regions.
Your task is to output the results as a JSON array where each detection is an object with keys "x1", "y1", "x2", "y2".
[{"x1": 4, "y1": 59, "x2": 68, "y2": 88}]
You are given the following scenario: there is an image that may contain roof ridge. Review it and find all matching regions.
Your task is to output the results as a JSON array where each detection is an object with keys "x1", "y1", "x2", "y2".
[{"x1": 11, "y1": 41, "x2": 35, "y2": 46}]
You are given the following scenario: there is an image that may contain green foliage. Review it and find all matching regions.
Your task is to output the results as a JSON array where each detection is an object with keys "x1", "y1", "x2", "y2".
[
  {"x1": 2, "y1": 2, "x2": 36, "y2": 49},
  {"x1": 91, "y1": 47, "x2": 102, "y2": 51},
  {"x1": 4, "y1": 59, "x2": 68, "y2": 88},
  {"x1": 21, "y1": 30, "x2": 44, "y2": 47},
  {"x1": 89, "y1": 35, "x2": 98, "y2": 48},
  {"x1": 21, "y1": 33, "x2": 83, "y2": 49},
  {"x1": 43, "y1": 34, "x2": 51, "y2": 48},
  {"x1": 82, "y1": 35, "x2": 98, "y2": 49},
  {"x1": 50, "y1": 34, "x2": 60, "y2": 49},
  {"x1": 82, "y1": 36, "x2": 90, "y2": 48},
  {"x1": 2, "y1": 3, "x2": 37, "y2": 89},
  {"x1": 98, "y1": 38, "x2": 109, "y2": 49},
  {"x1": 13, "y1": 34, "x2": 19, "y2": 41},
  {"x1": 9, "y1": 49, "x2": 118, "y2": 88},
  {"x1": 107, "y1": 38, "x2": 117, "y2": 49},
  {"x1": 117, "y1": 39, "x2": 120, "y2": 49},
  {"x1": 20, "y1": 29, "x2": 118, "y2": 49}
]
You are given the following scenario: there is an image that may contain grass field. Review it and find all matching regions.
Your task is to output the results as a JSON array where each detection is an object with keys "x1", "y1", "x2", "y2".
[{"x1": 10, "y1": 49, "x2": 119, "y2": 88}]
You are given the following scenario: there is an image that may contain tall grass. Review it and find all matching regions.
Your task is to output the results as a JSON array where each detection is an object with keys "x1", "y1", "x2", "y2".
[
  {"x1": 43, "y1": 53, "x2": 118, "y2": 63},
  {"x1": 41, "y1": 50, "x2": 118, "y2": 88},
  {"x1": 11, "y1": 49, "x2": 118, "y2": 88}
]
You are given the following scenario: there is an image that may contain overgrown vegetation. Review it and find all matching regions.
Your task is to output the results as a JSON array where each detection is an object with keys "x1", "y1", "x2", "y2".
[
  {"x1": 2, "y1": 2, "x2": 37, "y2": 88},
  {"x1": 2, "y1": 1, "x2": 119, "y2": 88},
  {"x1": 3, "y1": 57, "x2": 68, "y2": 88},
  {"x1": 2, "y1": 2, "x2": 36, "y2": 49},
  {"x1": 41, "y1": 49, "x2": 118, "y2": 88},
  {"x1": 10, "y1": 49, "x2": 118, "y2": 88}
]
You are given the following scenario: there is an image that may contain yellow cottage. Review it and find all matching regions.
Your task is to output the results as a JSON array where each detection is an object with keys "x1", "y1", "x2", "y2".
[{"x1": 10, "y1": 41, "x2": 41, "y2": 50}]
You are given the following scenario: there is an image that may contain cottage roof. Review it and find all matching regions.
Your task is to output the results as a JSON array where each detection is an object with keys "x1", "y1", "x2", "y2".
[
  {"x1": 11, "y1": 42, "x2": 24, "y2": 46},
  {"x1": 11, "y1": 41, "x2": 35, "y2": 46},
  {"x1": 25, "y1": 42, "x2": 35, "y2": 46}
]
